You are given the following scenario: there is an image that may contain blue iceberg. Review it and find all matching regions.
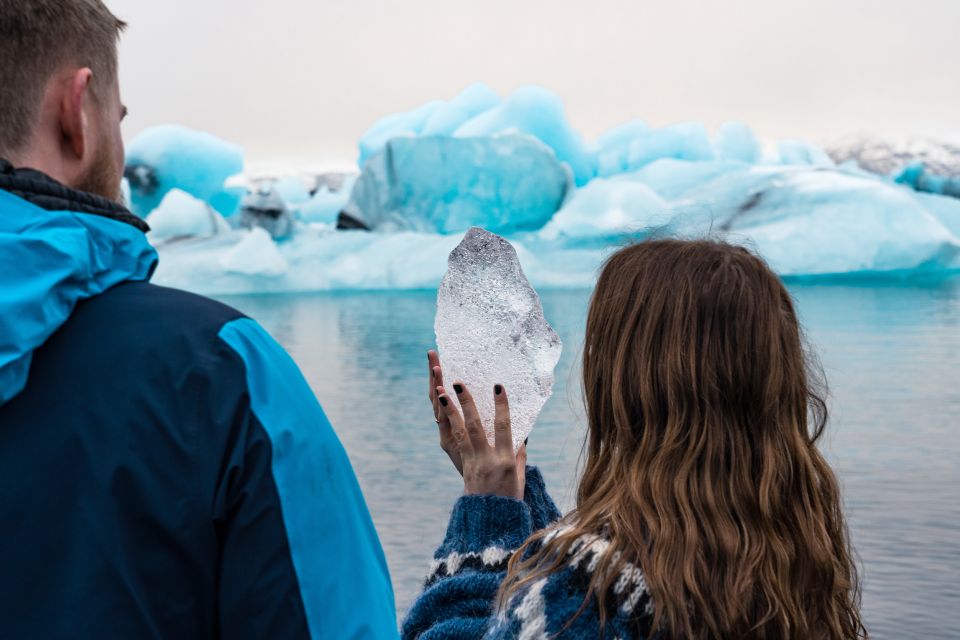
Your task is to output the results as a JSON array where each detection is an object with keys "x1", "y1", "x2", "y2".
[
  {"x1": 623, "y1": 122, "x2": 716, "y2": 171},
  {"x1": 896, "y1": 163, "x2": 960, "y2": 199},
  {"x1": 620, "y1": 160, "x2": 960, "y2": 277},
  {"x1": 592, "y1": 119, "x2": 652, "y2": 178},
  {"x1": 356, "y1": 83, "x2": 503, "y2": 168},
  {"x1": 125, "y1": 125, "x2": 245, "y2": 218},
  {"x1": 715, "y1": 122, "x2": 762, "y2": 164},
  {"x1": 421, "y1": 83, "x2": 501, "y2": 137},
  {"x1": 775, "y1": 140, "x2": 834, "y2": 167},
  {"x1": 538, "y1": 178, "x2": 671, "y2": 246},
  {"x1": 342, "y1": 134, "x2": 571, "y2": 234},
  {"x1": 358, "y1": 101, "x2": 445, "y2": 169},
  {"x1": 146, "y1": 189, "x2": 230, "y2": 243},
  {"x1": 297, "y1": 178, "x2": 356, "y2": 225},
  {"x1": 828, "y1": 136, "x2": 960, "y2": 199},
  {"x1": 452, "y1": 86, "x2": 595, "y2": 186},
  {"x1": 129, "y1": 87, "x2": 960, "y2": 295},
  {"x1": 359, "y1": 85, "x2": 594, "y2": 186}
]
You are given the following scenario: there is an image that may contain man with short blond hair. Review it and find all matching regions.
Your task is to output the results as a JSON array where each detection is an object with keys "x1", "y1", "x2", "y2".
[{"x1": 0, "y1": 2, "x2": 398, "y2": 637}]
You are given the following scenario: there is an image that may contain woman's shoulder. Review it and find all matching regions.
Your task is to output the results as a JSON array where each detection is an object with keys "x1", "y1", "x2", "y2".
[{"x1": 492, "y1": 525, "x2": 656, "y2": 639}]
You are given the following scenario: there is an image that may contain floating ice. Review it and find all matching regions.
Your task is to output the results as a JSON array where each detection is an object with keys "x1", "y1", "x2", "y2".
[
  {"x1": 342, "y1": 135, "x2": 571, "y2": 233},
  {"x1": 539, "y1": 178, "x2": 671, "y2": 245},
  {"x1": 715, "y1": 122, "x2": 762, "y2": 164},
  {"x1": 273, "y1": 176, "x2": 312, "y2": 205},
  {"x1": 775, "y1": 140, "x2": 834, "y2": 167},
  {"x1": 592, "y1": 119, "x2": 652, "y2": 177},
  {"x1": 298, "y1": 185, "x2": 353, "y2": 225},
  {"x1": 358, "y1": 101, "x2": 445, "y2": 168},
  {"x1": 421, "y1": 83, "x2": 501, "y2": 137},
  {"x1": 913, "y1": 191, "x2": 960, "y2": 238},
  {"x1": 590, "y1": 121, "x2": 718, "y2": 177},
  {"x1": 435, "y1": 228, "x2": 562, "y2": 451},
  {"x1": 146, "y1": 159, "x2": 960, "y2": 295},
  {"x1": 220, "y1": 228, "x2": 289, "y2": 277},
  {"x1": 454, "y1": 86, "x2": 595, "y2": 186},
  {"x1": 728, "y1": 171, "x2": 959, "y2": 276},
  {"x1": 895, "y1": 164, "x2": 960, "y2": 199},
  {"x1": 151, "y1": 226, "x2": 462, "y2": 294},
  {"x1": 146, "y1": 189, "x2": 229, "y2": 243},
  {"x1": 358, "y1": 85, "x2": 593, "y2": 184},
  {"x1": 624, "y1": 160, "x2": 960, "y2": 276},
  {"x1": 238, "y1": 187, "x2": 295, "y2": 240},
  {"x1": 135, "y1": 88, "x2": 960, "y2": 295},
  {"x1": 125, "y1": 125, "x2": 245, "y2": 218},
  {"x1": 624, "y1": 122, "x2": 716, "y2": 171},
  {"x1": 147, "y1": 163, "x2": 960, "y2": 295}
]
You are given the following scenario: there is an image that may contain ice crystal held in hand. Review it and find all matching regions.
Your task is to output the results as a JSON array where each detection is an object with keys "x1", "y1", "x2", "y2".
[{"x1": 435, "y1": 228, "x2": 563, "y2": 451}]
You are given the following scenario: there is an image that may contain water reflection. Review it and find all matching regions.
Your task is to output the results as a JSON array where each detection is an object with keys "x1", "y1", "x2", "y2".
[{"x1": 222, "y1": 281, "x2": 960, "y2": 639}]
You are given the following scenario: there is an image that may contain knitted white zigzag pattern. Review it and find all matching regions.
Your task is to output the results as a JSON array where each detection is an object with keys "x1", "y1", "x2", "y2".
[{"x1": 427, "y1": 545, "x2": 513, "y2": 583}]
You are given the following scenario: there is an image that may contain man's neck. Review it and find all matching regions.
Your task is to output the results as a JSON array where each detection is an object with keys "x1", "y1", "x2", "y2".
[{"x1": 4, "y1": 145, "x2": 74, "y2": 189}]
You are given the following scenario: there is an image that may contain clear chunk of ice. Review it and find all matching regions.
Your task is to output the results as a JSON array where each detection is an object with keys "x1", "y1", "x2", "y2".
[{"x1": 435, "y1": 228, "x2": 563, "y2": 451}]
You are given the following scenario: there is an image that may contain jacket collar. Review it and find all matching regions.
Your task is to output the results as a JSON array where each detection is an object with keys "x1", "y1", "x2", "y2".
[{"x1": 0, "y1": 158, "x2": 149, "y2": 233}]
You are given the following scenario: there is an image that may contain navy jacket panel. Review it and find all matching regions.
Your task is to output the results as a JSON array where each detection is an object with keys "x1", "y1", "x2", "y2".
[{"x1": 0, "y1": 282, "x2": 311, "y2": 638}]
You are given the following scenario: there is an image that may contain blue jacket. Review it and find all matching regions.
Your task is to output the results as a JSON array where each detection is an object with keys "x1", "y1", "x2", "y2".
[
  {"x1": 0, "y1": 161, "x2": 397, "y2": 639},
  {"x1": 401, "y1": 469, "x2": 656, "y2": 639}
]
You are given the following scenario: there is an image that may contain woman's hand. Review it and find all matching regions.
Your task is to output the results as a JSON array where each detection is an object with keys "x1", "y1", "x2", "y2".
[
  {"x1": 428, "y1": 350, "x2": 462, "y2": 475},
  {"x1": 435, "y1": 379, "x2": 527, "y2": 500}
]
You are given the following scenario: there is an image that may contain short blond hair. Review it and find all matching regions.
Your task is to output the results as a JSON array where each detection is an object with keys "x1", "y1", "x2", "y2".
[{"x1": 0, "y1": 0, "x2": 125, "y2": 156}]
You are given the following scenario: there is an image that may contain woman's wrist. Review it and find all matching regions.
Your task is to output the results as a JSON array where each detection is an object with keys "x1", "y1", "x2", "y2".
[{"x1": 442, "y1": 493, "x2": 534, "y2": 554}]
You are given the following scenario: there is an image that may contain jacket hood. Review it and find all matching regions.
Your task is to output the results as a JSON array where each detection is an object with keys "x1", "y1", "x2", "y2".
[{"x1": 0, "y1": 166, "x2": 157, "y2": 406}]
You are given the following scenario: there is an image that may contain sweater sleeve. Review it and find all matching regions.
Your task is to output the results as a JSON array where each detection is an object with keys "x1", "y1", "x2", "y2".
[{"x1": 402, "y1": 467, "x2": 561, "y2": 640}]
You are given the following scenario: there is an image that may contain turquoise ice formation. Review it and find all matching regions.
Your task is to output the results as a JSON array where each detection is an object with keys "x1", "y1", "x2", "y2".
[{"x1": 125, "y1": 86, "x2": 960, "y2": 294}]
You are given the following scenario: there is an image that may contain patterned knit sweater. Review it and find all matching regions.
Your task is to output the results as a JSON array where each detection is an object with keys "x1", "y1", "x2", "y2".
[{"x1": 402, "y1": 468, "x2": 657, "y2": 639}]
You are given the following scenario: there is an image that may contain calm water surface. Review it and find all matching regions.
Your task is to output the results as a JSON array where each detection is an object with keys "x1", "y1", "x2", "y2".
[{"x1": 218, "y1": 282, "x2": 960, "y2": 639}]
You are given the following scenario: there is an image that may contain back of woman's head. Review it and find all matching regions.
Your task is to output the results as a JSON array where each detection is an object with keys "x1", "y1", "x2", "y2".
[{"x1": 501, "y1": 239, "x2": 865, "y2": 639}]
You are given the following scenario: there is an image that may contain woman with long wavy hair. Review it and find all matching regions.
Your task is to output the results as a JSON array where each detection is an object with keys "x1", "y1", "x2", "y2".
[{"x1": 402, "y1": 239, "x2": 866, "y2": 639}]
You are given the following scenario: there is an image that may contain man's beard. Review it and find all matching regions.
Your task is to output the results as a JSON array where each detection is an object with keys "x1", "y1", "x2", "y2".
[{"x1": 75, "y1": 145, "x2": 123, "y2": 205}]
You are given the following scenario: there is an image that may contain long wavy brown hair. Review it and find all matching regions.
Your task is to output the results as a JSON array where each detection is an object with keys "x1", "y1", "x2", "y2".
[{"x1": 498, "y1": 239, "x2": 865, "y2": 639}]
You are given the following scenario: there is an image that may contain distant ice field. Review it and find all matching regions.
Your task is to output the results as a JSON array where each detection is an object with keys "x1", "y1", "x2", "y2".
[{"x1": 122, "y1": 85, "x2": 960, "y2": 294}]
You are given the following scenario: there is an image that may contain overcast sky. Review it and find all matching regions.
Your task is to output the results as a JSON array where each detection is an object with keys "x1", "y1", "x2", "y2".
[{"x1": 110, "y1": 0, "x2": 960, "y2": 169}]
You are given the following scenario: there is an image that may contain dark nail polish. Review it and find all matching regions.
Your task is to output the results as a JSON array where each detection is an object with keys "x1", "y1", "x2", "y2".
[
  {"x1": 524, "y1": 437, "x2": 529, "y2": 446},
  {"x1": 495, "y1": 384, "x2": 503, "y2": 396},
  {"x1": 453, "y1": 384, "x2": 464, "y2": 395},
  {"x1": 439, "y1": 395, "x2": 449, "y2": 407}
]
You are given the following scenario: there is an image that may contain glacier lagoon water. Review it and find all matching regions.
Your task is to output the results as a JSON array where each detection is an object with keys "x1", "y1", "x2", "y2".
[{"x1": 217, "y1": 282, "x2": 960, "y2": 639}]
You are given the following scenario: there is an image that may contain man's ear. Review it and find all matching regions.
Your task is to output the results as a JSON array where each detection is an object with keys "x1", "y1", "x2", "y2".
[{"x1": 60, "y1": 68, "x2": 94, "y2": 161}]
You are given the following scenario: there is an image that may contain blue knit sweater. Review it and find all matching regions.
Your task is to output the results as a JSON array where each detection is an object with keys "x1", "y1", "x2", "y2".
[{"x1": 402, "y1": 468, "x2": 656, "y2": 639}]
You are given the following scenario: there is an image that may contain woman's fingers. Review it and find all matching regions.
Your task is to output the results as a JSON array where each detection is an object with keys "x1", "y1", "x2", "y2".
[
  {"x1": 453, "y1": 382, "x2": 490, "y2": 451},
  {"x1": 428, "y1": 353, "x2": 440, "y2": 420},
  {"x1": 437, "y1": 387, "x2": 471, "y2": 456},
  {"x1": 434, "y1": 382, "x2": 452, "y2": 435},
  {"x1": 492, "y1": 384, "x2": 513, "y2": 454},
  {"x1": 432, "y1": 367, "x2": 447, "y2": 419},
  {"x1": 434, "y1": 386, "x2": 464, "y2": 475},
  {"x1": 427, "y1": 351, "x2": 441, "y2": 401}
]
